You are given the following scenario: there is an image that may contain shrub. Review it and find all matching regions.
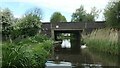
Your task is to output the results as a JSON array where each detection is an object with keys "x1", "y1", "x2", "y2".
[{"x1": 2, "y1": 35, "x2": 53, "y2": 68}]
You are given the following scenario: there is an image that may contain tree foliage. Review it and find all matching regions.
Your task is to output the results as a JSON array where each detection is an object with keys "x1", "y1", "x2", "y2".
[
  {"x1": 18, "y1": 8, "x2": 42, "y2": 37},
  {"x1": 0, "y1": 8, "x2": 14, "y2": 40},
  {"x1": 71, "y1": 5, "x2": 86, "y2": 22},
  {"x1": 104, "y1": 1, "x2": 120, "y2": 29},
  {"x1": 86, "y1": 7, "x2": 100, "y2": 22},
  {"x1": 1, "y1": 8, "x2": 42, "y2": 41},
  {"x1": 50, "y1": 12, "x2": 67, "y2": 23},
  {"x1": 25, "y1": 8, "x2": 42, "y2": 20},
  {"x1": 71, "y1": 5, "x2": 100, "y2": 22}
]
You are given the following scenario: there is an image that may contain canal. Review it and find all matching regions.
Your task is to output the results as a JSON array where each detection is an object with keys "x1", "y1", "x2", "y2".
[{"x1": 46, "y1": 36, "x2": 119, "y2": 68}]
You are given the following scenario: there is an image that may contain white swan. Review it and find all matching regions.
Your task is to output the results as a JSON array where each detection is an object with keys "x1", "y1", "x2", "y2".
[
  {"x1": 65, "y1": 39, "x2": 71, "y2": 48},
  {"x1": 81, "y1": 44, "x2": 87, "y2": 49},
  {"x1": 61, "y1": 39, "x2": 71, "y2": 48},
  {"x1": 61, "y1": 40, "x2": 66, "y2": 48}
]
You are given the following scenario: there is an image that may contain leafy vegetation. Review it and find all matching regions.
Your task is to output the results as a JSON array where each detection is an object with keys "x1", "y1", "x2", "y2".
[
  {"x1": 1, "y1": 8, "x2": 42, "y2": 41},
  {"x1": 1, "y1": 8, "x2": 54, "y2": 68},
  {"x1": 2, "y1": 34, "x2": 53, "y2": 68},
  {"x1": 71, "y1": 5, "x2": 100, "y2": 22},
  {"x1": 50, "y1": 12, "x2": 67, "y2": 23},
  {"x1": 0, "y1": 42, "x2": 2, "y2": 68},
  {"x1": 1, "y1": 8, "x2": 14, "y2": 41},
  {"x1": 104, "y1": 1, "x2": 120, "y2": 29}
]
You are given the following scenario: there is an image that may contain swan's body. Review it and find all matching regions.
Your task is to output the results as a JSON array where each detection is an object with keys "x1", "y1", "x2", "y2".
[
  {"x1": 61, "y1": 39, "x2": 71, "y2": 48},
  {"x1": 61, "y1": 40, "x2": 66, "y2": 48},
  {"x1": 81, "y1": 44, "x2": 87, "y2": 49}
]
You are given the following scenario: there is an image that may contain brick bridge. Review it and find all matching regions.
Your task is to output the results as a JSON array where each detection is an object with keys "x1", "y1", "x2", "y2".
[
  {"x1": 41, "y1": 21, "x2": 105, "y2": 39},
  {"x1": 41, "y1": 21, "x2": 105, "y2": 51}
]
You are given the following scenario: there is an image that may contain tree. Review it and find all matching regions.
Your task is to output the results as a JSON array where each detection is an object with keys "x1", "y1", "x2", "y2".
[
  {"x1": 50, "y1": 12, "x2": 67, "y2": 23},
  {"x1": 71, "y1": 5, "x2": 100, "y2": 22},
  {"x1": 71, "y1": 5, "x2": 86, "y2": 22},
  {"x1": 104, "y1": 1, "x2": 120, "y2": 29},
  {"x1": 25, "y1": 8, "x2": 42, "y2": 20},
  {"x1": 61, "y1": 16, "x2": 67, "y2": 22},
  {"x1": 0, "y1": 8, "x2": 14, "y2": 40},
  {"x1": 86, "y1": 7, "x2": 100, "y2": 22},
  {"x1": 18, "y1": 8, "x2": 42, "y2": 37}
]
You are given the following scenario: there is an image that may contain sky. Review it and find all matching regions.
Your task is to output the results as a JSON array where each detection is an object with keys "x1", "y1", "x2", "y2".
[{"x1": 0, "y1": 0, "x2": 110, "y2": 22}]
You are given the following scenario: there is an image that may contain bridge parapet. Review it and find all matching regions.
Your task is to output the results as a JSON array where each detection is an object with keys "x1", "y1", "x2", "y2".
[
  {"x1": 86, "y1": 23, "x2": 106, "y2": 29},
  {"x1": 52, "y1": 23, "x2": 85, "y2": 30},
  {"x1": 41, "y1": 21, "x2": 106, "y2": 37},
  {"x1": 51, "y1": 22, "x2": 105, "y2": 30}
]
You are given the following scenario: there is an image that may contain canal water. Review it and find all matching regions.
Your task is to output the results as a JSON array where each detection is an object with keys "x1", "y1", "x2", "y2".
[{"x1": 47, "y1": 39, "x2": 119, "y2": 68}]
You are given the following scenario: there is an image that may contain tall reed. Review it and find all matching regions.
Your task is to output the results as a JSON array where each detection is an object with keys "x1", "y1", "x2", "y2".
[{"x1": 84, "y1": 28, "x2": 119, "y2": 55}]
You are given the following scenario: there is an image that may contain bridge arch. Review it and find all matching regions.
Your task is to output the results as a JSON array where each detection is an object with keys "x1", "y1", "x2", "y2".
[
  {"x1": 53, "y1": 29, "x2": 83, "y2": 53},
  {"x1": 41, "y1": 22, "x2": 105, "y2": 53}
]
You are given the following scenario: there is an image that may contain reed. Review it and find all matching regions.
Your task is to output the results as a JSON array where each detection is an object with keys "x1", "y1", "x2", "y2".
[{"x1": 84, "y1": 28, "x2": 119, "y2": 55}]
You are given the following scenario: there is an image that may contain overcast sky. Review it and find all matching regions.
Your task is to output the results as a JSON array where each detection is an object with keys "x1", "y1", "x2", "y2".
[{"x1": 0, "y1": 0, "x2": 110, "y2": 22}]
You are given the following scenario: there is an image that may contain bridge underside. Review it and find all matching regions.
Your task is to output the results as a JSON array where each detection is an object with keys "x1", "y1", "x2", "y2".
[
  {"x1": 53, "y1": 30, "x2": 82, "y2": 39},
  {"x1": 53, "y1": 30, "x2": 83, "y2": 53}
]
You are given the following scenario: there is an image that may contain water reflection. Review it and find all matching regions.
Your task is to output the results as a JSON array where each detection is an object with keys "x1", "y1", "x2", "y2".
[
  {"x1": 45, "y1": 61, "x2": 72, "y2": 68},
  {"x1": 49, "y1": 35, "x2": 119, "y2": 68},
  {"x1": 81, "y1": 63, "x2": 102, "y2": 68}
]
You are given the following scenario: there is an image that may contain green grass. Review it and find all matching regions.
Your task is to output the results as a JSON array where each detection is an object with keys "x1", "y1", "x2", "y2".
[{"x1": 2, "y1": 34, "x2": 53, "y2": 68}]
